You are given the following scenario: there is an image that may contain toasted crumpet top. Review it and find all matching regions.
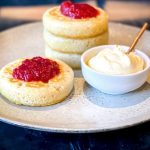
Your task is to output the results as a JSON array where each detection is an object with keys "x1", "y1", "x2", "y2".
[{"x1": 0, "y1": 58, "x2": 72, "y2": 88}]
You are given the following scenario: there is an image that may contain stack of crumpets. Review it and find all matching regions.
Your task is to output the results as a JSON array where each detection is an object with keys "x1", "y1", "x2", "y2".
[{"x1": 43, "y1": 1, "x2": 108, "y2": 69}]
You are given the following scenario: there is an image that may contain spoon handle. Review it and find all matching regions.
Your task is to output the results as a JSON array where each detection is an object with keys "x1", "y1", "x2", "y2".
[{"x1": 127, "y1": 22, "x2": 148, "y2": 54}]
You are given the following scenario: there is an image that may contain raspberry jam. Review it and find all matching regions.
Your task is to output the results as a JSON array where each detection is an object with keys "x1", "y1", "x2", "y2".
[
  {"x1": 60, "y1": 1, "x2": 99, "y2": 19},
  {"x1": 12, "y1": 57, "x2": 60, "y2": 83}
]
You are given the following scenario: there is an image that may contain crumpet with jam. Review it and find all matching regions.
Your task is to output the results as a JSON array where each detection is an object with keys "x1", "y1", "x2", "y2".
[
  {"x1": 43, "y1": 1, "x2": 108, "y2": 38},
  {"x1": 0, "y1": 57, "x2": 74, "y2": 106}
]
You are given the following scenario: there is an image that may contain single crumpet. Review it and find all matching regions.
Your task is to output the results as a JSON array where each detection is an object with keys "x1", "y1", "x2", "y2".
[
  {"x1": 43, "y1": 1, "x2": 108, "y2": 38},
  {"x1": 44, "y1": 29, "x2": 108, "y2": 54},
  {"x1": 0, "y1": 57, "x2": 74, "y2": 106}
]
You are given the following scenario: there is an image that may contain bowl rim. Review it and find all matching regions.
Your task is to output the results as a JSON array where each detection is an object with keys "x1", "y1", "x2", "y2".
[{"x1": 81, "y1": 45, "x2": 150, "y2": 77}]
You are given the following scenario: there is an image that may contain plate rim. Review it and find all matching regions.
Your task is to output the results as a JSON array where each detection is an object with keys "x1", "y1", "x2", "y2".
[{"x1": 1, "y1": 114, "x2": 149, "y2": 133}]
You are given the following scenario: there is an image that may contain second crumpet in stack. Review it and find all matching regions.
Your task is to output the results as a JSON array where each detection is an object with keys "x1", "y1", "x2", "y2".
[{"x1": 43, "y1": 1, "x2": 108, "y2": 68}]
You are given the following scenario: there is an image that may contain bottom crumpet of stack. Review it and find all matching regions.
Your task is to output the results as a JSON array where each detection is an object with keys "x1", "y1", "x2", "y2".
[{"x1": 45, "y1": 45, "x2": 81, "y2": 69}]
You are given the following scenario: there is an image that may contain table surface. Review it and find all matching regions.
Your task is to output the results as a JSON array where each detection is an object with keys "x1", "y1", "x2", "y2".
[
  {"x1": 1, "y1": 120, "x2": 150, "y2": 150},
  {"x1": 1, "y1": 1, "x2": 150, "y2": 150}
]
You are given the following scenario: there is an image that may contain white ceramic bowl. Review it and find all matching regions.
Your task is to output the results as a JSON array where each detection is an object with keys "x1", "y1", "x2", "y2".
[{"x1": 81, "y1": 45, "x2": 150, "y2": 95}]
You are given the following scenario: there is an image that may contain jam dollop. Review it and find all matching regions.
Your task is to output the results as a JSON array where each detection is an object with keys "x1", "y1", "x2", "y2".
[
  {"x1": 60, "y1": 1, "x2": 99, "y2": 19},
  {"x1": 12, "y1": 57, "x2": 60, "y2": 83}
]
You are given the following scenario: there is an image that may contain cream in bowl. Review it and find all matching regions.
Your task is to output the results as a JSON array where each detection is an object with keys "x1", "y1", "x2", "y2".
[
  {"x1": 81, "y1": 45, "x2": 150, "y2": 94},
  {"x1": 88, "y1": 46, "x2": 144, "y2": 75}
]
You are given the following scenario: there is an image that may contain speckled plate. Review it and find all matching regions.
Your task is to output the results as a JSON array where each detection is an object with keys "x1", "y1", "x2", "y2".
[{"x1": 0, "y1": 22, "x2": 150, "y2": 133}]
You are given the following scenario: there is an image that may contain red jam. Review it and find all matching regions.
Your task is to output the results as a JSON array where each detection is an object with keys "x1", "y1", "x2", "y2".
[
  {"x1": 60, "y1": 1, "x2": 99, "y2": 19},
  {"x1": 12, "y1": 57, "x2": 60, "y2": 83}
]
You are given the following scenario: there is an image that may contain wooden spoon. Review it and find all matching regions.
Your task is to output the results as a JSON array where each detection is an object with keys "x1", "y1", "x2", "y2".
[{"x1": 126, "y1": 22, "x2": 148, "y2": 54}]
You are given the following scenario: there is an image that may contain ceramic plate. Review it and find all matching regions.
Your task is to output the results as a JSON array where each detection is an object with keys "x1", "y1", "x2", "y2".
[{"x1": 0, "y1": 22, "x2": 150, "y2": 133}]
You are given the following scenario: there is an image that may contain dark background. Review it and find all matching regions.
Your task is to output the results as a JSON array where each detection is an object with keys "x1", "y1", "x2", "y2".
[
  {"x1": 0, "y1": 0, "x2": 87, "y2": 6},
  {"x1": 1, "y1": 120, "x2": 150, "y2": 150}
]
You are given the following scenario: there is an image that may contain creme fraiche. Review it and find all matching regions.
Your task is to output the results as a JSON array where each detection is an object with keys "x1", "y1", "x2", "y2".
[{"x1": 88, "y1": 46, "x2": 144, "y2": 75}]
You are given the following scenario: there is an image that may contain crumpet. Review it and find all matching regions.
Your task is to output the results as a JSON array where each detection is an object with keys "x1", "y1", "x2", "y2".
[
  {"x1": 43, "y1": 7, "x2": 108, "y2": 38},
  {"x1": 45, "y1": 45, "x2": 81, "y2": 69},
  {"x1": 0, "y1": 58, "x2": 74, "y2": 106},
  {"x1": 44, "y1": 30, "x2": 108, "y2": 54}
]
